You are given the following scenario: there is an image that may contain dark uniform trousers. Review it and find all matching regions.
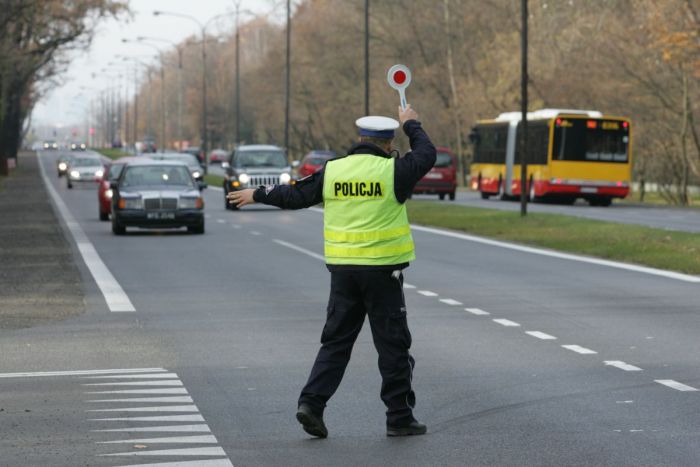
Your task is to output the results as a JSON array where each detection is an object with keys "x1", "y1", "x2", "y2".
[{"x1": 298, "y1": 269, "x2": 416, "y2": 426}]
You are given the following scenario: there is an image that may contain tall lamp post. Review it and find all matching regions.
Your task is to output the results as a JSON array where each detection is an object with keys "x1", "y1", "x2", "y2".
[
  {"x1": 364, "y1": 0, "x2": 369, "y2": 116},
  {"x1": 519, "y1": 0, "x2": 529, "y2": 216}
]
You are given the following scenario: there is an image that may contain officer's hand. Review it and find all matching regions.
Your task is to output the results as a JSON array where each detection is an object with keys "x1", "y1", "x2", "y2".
[
  {"x1": 399, "y1": 104, "x2": 418, "y2": 125},
  {"x1": 227, "y1": 189, "x2": 256, "y2": 208}
]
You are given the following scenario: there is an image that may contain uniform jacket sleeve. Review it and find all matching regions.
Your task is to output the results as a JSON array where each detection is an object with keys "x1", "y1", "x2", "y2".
[
  {"x1": 253, "y1": 169, "x2": 324, "y2": 209},
  {"x1": 393, "y1": 120, "x2": 437, "y2": 203}
]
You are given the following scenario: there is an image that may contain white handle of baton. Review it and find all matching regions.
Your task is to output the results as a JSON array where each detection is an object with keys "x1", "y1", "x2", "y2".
[{"x1": 399, "y1": 88, "x2": 407, "y2": 111}]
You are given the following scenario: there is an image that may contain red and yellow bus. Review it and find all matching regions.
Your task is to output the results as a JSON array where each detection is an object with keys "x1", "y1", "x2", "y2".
[{"x1": 469, "y1": 109, "x2": 631, "y2": 206}]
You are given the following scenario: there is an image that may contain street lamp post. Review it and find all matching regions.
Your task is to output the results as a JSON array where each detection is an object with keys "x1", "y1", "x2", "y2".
[
  {"x1": 284, "y1": 0, "x2": 291, "y2": 157},
  {"x1": 519, "y1": 0, "x2": 529, "y2": 216}
]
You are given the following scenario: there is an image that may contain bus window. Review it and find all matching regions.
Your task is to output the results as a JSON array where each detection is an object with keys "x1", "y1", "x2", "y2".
[
  {"x1": 473, "y1": 125, "x2": 508, "y2": 164},
  {"x1": 553, "y1": 119, "x2": 629, "y2": 163},
  {"x1": 515, "y1": 122, "x2": 549, "y2": 165}
]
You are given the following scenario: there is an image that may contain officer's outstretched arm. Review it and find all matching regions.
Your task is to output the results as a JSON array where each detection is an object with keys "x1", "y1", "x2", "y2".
[{"x1": 227, "y1": 189, "x2": 255, "y2": 208}]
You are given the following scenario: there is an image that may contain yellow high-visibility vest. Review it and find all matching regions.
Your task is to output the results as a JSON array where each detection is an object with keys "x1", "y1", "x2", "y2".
[{"x1": 322, "y1": 155, "x2": 415, "y2": 265}]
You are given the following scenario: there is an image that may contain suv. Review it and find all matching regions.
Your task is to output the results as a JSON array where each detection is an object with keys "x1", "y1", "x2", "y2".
[
  {"x1": 222, "y1": 145, "x2": 292, "y2": 210},
  {"x1": 412, "y1": 147, "x2": 457, "y2": 200}
]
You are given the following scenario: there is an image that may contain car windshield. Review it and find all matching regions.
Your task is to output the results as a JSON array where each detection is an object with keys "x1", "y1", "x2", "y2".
[
  {"x1": 152, "y1": 154, "x2": 200, "y2": 168},
  {"x1": 107, "y1": 164, "x2": 123, "y2": 180},
  {"x1": 306, "y1": 156, "x2": 332, "y2": 166},
  {"x1": 121, "y1": 165, "x2": 194, "y2": 188},
  {"x1": 235, "y1": 150, "x2": 287, "y2": 168},
  {"x1": 72, "y1": 158, "x2": 101, "y2": 167},
  {"x1": 434, "y1": 152, "x2": 453, "y2": 168}
]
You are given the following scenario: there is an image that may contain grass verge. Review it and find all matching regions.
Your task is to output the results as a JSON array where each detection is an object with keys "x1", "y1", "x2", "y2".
[
  {"x1": 95, "y1": 148, "x2": 131, "y2": 159},
  {"x1": 203, "y1": 174, "x2": 224, "y2": 187},
  {"x1": 407, "y1": 200, "x2": 700, "y2": 275}
]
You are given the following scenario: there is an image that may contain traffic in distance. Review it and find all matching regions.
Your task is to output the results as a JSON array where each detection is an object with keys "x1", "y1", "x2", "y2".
[{"x1": 43, "y1": 108, "x2": 631, "y2": 237}]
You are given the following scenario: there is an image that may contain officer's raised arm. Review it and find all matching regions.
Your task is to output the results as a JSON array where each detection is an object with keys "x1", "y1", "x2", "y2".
[
  {"x1": 227, "y1": 170, "x2": 324, "y2": 209},
  {"x1": 393, "y1": 104, "x2": 437, "y2": 203}
]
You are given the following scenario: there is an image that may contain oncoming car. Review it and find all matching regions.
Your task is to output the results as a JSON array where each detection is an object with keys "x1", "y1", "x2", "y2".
[
  {"x1": 98, "y1": 156, "x2": 144, "y2": 221},
  {"x1": 43, "y1": 140, "x2": 59, "y2": 150},
  {"x1": 150, "y1": 152, "x2": 204, "y2": 180},
  {"x1": 57, "y1": 154, "x2": 74, "y2": 177},
  {"x1": 66, "y1": 155, "x2": 104, "y2": 189},
  {"x1": 222, "y1": 145, "x2": 292, "y2": 210},
  {"x1": 70, "y1": 142, "x2": 87, "y2": 151},
  {"x1": 110, "y1": 161, "x2": 206, "y2": 235}
]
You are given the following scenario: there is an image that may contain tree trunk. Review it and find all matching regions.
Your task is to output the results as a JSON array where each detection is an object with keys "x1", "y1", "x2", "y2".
[{"x1": 443, "y1": 0, "x2": 464, "y2": 186}]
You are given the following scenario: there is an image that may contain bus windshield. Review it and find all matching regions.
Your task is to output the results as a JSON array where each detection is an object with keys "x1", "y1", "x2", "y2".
[{"x1": 553, "y1": 119, "x2": 629, "y2": 163}]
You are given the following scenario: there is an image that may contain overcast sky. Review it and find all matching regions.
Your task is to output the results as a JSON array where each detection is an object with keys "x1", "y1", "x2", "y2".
[{"x1": 32, "y1": 0, "x2": 277, "y2": 130}]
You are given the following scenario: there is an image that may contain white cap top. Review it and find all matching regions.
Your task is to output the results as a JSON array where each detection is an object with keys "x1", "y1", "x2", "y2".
[{"x1": 355, "y1": 116, "x2": 400, "y2": 131}]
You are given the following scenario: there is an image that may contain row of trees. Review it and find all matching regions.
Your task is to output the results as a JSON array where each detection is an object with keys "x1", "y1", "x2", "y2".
[
  {"x1": 0, "y1": 0, "x2": 126, "y2": 175},
  {"x1": 120, "y1": 0, "x2": 699, "y2": 202}
]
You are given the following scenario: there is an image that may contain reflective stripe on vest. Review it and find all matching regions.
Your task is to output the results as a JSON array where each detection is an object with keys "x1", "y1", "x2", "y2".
[{"x1": 322, "y1": 154, "x2": 415, "y2": 265}]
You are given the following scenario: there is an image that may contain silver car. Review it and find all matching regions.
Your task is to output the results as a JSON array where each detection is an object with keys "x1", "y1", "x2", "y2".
[{"x1": 66, "y1": 155, "x2": 104, "y2": 189}]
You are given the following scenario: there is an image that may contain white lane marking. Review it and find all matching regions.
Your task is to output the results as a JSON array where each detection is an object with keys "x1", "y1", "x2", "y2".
[
  {"x1": 88, "y1": 405, "x2": 199, "y2": 413},
  {"x1": 465, "y1": 308, "x2": 490, "y2": 316},
  {"x1": 86, "y1": 388, "x2": 188, "y2": 395},
  {"x1": 250, "y1": 230, "x2": 262, "y2": 236},
  {"x1": 604, "y1": 361, "x2": 643, "y2": 371},
  {"x1": 493, "y1": 319, "x2": 520, "y2": 327},
  {"x1": 38, "y1": 154, "x2": 137, "y2": 311},
  {"x1": 84, "y1": 373, "x2": 178, "y2": 379},
  {"x1": 439, "y1": 298, "x2": 463, "y2": 306},
  {"x1": 83, "y1": 380, "x2": 183, "y2": 386},
  {"x1": 90, "y1": 415, "x2": 205, "y2": 422},
  {"x1": 101, "y1": 447, "x2": 227, "y2": 457},
  {"x1": 0, "y1": 368, "x2": 165, "y2": 378},
  {"x1": 208, "y1": 186, "x2": 223, "y2": 192},
  {"x1": 655, "y1": 380, "x2": 699, "y2": 391},
  {"x1": 205, "y1": 214, "x2": 212, "y2": 219},
  {"x1": 409, "y1": 224, "x2": 700, "y2": 283},
  {"x1": 98, "y1": 435, "x2": 218, "y2": 444},
  {"x1": 88, "y1": 396, "x2": 194, "y2": 403},
  {"x1": 232, "y1": 225, "x2": 242, "y2": 229},
  {"x1": 113, "y1": 459, "x2": 233, "y2": 467},
  {"x1": 417, "y1": 290, "x2": 438, "y2": 297},
  {"x1": 403, "y1": 283, "x2": 416, "y2": 289},
  {"x1": 92, "y1": 424, "x2": 211, "y2": 433},
  {"x1": 562, "y1": 345, "x2": 598, "y2": 355},
  {"x1": 216, "y1": 219, "x2": 226, "y2": 224},
  {"x1": 273, "y1": 239, "x2": 325, "y2": 261},
  {"x1": 525, "y1": 331, "x2": 557, "y2": 340},
  {"x1": 308, "y1": 207, "x2": 700, "y2": 283}
]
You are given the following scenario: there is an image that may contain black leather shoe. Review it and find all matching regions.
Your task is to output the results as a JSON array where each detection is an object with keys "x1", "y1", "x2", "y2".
[
  {"x1": 296, "y1": 404, "x2": 328, "y2": 438},
  {"x1": 386, "y1": 420, "x2": 427, "y2": 437}
]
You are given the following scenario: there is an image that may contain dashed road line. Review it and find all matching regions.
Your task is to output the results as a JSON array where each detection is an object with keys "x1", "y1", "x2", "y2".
[
  {"x1": 216, "y1": 219, "x2": 226, "y2": 224},
  {"x1": 417, "y1": 290, "x2": 438, "y2": 297},
  {"x1": 465, "y1": 308, "x2": 490, "y2": 316},
  {"x1": 88, "y1": 396, "x2": 194, "y2": 403},
  {"x1": 562, "y1": 345, "x2": 598, "y2": 355},
  {"x1": 439, "y1": 298, "x2": 463, "y2": 306},
  {"x1": 98, "y1": 435, "x2": 219, "y2": 444},
  {"x1": 86, "y1": 388, "x2": 189, "y2": 395},
  {"x1": 93, "y1": 424, "x2": 212, "y2": 433},
  {"x1": 37, "y1": 154, "x2": 136, "y2": 312},
  {"x1": 84, "y1": 372, "x2": 178, "y2": 379},
  {"x1": 403, "y1": 283, "x2": 416, "y2": 289},
  {"x1": 273, "y1": 239, "x2": 325, "y2": 261},
  {"x1": 493, "y1": 318, "x2": 520, "y2": 327},
  {"x1": 525, "y1": 331, "x2": 557, "y2": 340},
  {"x1": 655, "y1": 380, "x2": 699, "y2": 391},
  {"x1": 114, "y1": 460, "x2": 233, "y2": 467},
  {"x1": 83, "y1": 380, "x2": 184, "y2": 386},
  {"x1": 604, "y1": 361, "x2": 643, "y2": 372},
  {"x1": 250, "y1": 230, "x2": 262, "y2": 236},
  {"x1": 88, "y1": 405, "x2": 200, "y2": 413},
  {"x1": 101, "y1": 447, "x2": 228, "y2": 457},
  {"x1": 0, "y1": 368, "x2": 166, "y2": 378}
]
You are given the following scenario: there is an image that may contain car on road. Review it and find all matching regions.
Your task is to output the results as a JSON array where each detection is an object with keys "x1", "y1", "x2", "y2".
[
  {"x1": 98, "y1": 156, "x2": 144, "y2": 221},
  {"x1": 56, "y1": 154, "x2": 74, "y2": 177},
  {"x1": 150, "y1": 152, "x2": 204, "y2": 181},
  {"x1": 43, "y1": 140, "x2": 59, "y2": 150},
  {"x1": 66, "y1": 155, "x2": 104, "y2": 189},
  {"x1": 297, "y1": 150, "x2": 336, "y2": 178},
  {"x1": 110, "y1": 160, "x2": 206, "y2": 235},
  {"x1": 180, "y1": 146, "x2": 204, "y2": 165},
  {"x1": 222, "y1": 144, "x2": 292, "y2": 210},
  {"x1": 412, "y1": 147, "x2": 457, "y2": 200},
  {"x1": 70, "y1": 142, "x2": 87, "y2": 151},
  {"x1": 209, "y1": 148, "x2": 228, "y2": 163}
]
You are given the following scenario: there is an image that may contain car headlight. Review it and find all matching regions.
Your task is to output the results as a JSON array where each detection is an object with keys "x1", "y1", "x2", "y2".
[
  {"x1": 105, "y1": 189, "x2": 113, "y2": 199},
  {"x1": 280, "y1": 173, "x2": 291, "y2": 184},
  {"x1": 192, "y1": 171, "x2": 201, "y2": 179},
  {"x1": 58, "y1": 162, "x2": 67, "y2": 171},
  {"x1": 52, "y1": 143, "x2": 58, "y2": 148},
  {"x1": 44, "y1": 144, "x2": 49, "y2": 149},
  {"x1": 70, "y1": 170, "x2": 80, "y2": 178},
  {"x1": 238, "y1": 173, "x2": 250, "y2": 185},
  {"x1": 179, "y1": 197, "x2": 203, "y2": 209},
  {"x1": 120, "y1": 197, "x2": 143, "y2": 209},
  {"x1": 95, "y1": 169, "x2": 104, "y2": 178},
  {"x1": 80, "y1": 144, "x2": 86, "y2": 149}
]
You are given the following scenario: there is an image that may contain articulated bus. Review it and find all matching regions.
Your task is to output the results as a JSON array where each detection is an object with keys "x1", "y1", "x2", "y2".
[{"x1": 469, "y1": 109, "x2": 632, "y2": 206}]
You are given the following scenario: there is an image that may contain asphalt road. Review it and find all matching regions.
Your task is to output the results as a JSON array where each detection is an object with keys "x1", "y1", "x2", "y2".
[{"x1": 2, "y1": 150, "x2": 700, "y2": 466}]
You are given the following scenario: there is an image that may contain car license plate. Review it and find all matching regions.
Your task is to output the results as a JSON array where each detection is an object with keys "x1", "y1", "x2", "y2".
[
  {"x1": 580, "y1": 187, "x2": 598, "y2": 194},
  {"x1": 424, "y1": 172, "x2": 442, "y2": 179},
  {"x1": 147, "y1": 212, "x2": 175, "y2": 220}
]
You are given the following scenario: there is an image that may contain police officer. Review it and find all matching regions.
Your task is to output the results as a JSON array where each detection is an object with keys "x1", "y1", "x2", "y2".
[{"x1": 228, "y1": 104, "x2": 436, "y2": 438}]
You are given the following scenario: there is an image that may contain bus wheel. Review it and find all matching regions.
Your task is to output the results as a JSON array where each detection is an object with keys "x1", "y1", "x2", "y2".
[
  {"x1": 480, "y1": 192, "x2": 491, "y2": 200},
  {"x1": 439, "y1": 193, "x2": 445, "y2": 200}
]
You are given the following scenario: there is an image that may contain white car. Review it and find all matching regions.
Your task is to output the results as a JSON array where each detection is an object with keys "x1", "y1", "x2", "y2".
[{"x1": 66, "y1": 155, "x2": 104, "y2": 189}]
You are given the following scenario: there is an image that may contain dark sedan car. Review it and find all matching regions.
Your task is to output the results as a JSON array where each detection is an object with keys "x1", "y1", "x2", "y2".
[{"x1": 110, "y1": 160, "x2": 206, "y2": 235}]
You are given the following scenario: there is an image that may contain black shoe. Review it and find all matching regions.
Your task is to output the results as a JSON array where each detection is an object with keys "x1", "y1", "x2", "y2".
[
  {"x1": 386, "y1": 420, "x2": 427, "y2": 437},
  {"x1": 296, "y1": 404, "x2": 328, "y2": 438}
]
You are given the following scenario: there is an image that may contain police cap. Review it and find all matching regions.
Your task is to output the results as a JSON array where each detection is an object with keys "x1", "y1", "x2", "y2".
[{"x1": 355, "y1": 116, "x2": 400, "y2": 139}]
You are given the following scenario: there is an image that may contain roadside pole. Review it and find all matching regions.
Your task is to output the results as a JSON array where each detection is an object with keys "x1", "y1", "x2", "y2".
[{"x1": 519, "y1": 0, "x2": 529, "y2": 216}]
